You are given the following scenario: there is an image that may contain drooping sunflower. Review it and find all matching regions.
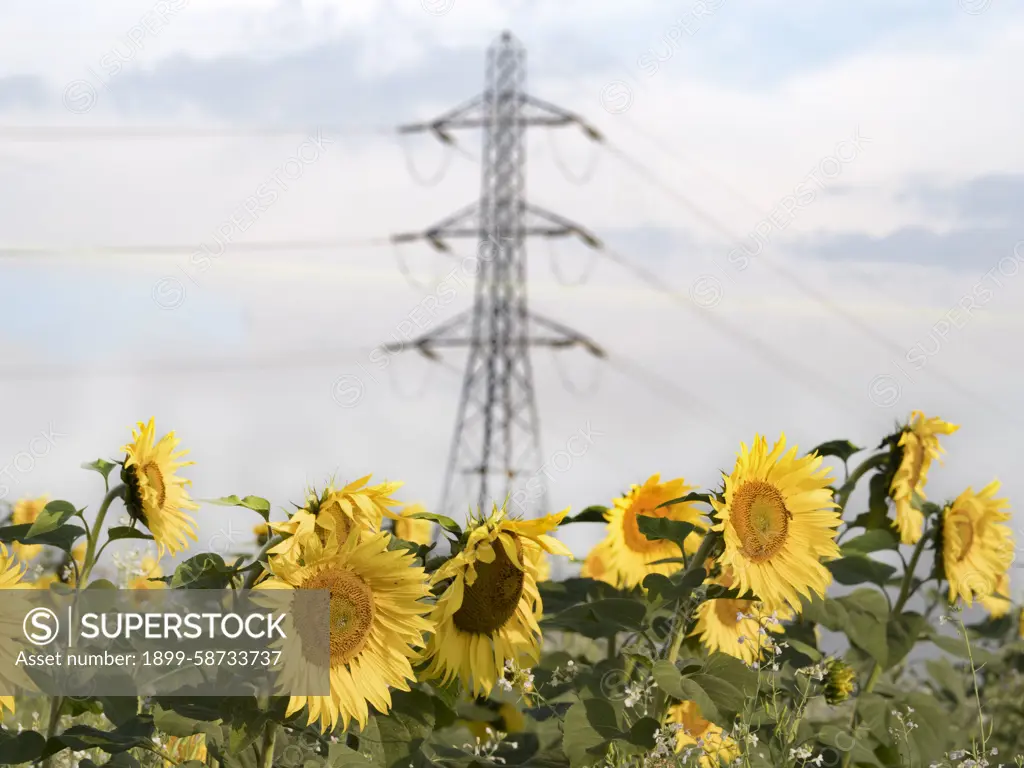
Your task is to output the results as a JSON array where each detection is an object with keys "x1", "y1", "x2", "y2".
[
  {"x1": 890, "y1": 411, "x2": 959, "y2": 545},
  {"x1": 668, "y1": 700, "x2": 740, "y2": 768},
  {"x1": 393, "y1": 504, "x2": 434, "y2": 547},
  {"x1": 942, "y1": 480, "x2": 1014, "y2": 606},
  {"x1": 257, "y1": 529, "x2": 432, "y2": 733},
  {"x1": 712, "y1": 434, "x2": 841, "y2": 614},
  {"x1": 163, "y1": 734, "x2": 206, "y2": 766},
  {"x1": 11, "y1": 495, "x2": 49, "y2": 562},
  {"x1": 979, "y1": 573, "x2": 1012, "y2": 619},
  {"x1": 601, "y1": 474, "x2": 707, "y2": 589},
  {"x1": 691, "y1": 567, "x2": 789, "y2": 665},
  {"x1": 269, "y1": 476, "x2": 404, "y2": 563},
  {"x1": 579, "y1": 538, "x2": 615, "y2": 585},
  {"x1": 422, "y1": 504, "x2": 572, "y2": 698},
  {"x1": 0, "y1": 543, "x2": 33, "y2": 714},
  {"x1": 121, "y1": 418, "x2": 198, "y2": 556}
]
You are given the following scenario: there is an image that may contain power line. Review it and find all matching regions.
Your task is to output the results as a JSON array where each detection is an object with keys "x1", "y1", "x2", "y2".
[
  {"x1": 0, "y1": 238, "x2": 392, "y2": 260},
  {"x1": 598, "y1": 138, "x2": 1012, "y2": 419},
  {"x1": 0, "y1": 124, "x2": 396, "y2": 141}
]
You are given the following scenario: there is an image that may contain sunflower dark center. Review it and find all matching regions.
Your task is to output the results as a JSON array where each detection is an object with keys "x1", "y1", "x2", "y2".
[
  {"x1": 297, "y1": 567, "x2": 375, "y2": 667},
  {"x1": 142, "y1": 462, "x2": 167, "y2": 509},
  {"x1": 452, "y1": 538, "x2": 525, "y2": 635},
  {"x1": 732, "y1": 480, "x2": 791, "y2": 562}
]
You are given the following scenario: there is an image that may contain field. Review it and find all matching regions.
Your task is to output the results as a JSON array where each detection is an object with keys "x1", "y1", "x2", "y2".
[{"x1": 0, "y1": 412, "x2": 1021, "y2": 768}]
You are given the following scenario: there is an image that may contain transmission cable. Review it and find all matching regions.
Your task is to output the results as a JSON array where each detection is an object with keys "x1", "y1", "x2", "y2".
[
  {"x1": 546, "y1": 235, "x2": 600, "y2": 287},
  {"x1": 549, "y1": 344, "x2": 604, "y2": 398},
  {"x1": 600, "y1": 139, "x2": 1011, "y2": 420},
  {"x1": 545, "y1": 128, "x2": 601, "y2": 185},
  {"x1": 398, "y1": 131, "x2": 456, "y2": 187}
]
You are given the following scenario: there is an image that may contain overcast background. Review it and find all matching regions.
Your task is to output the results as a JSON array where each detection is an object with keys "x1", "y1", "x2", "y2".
[{"x1": 0, "y1": 0, "x2": 1021, "y2": 591}]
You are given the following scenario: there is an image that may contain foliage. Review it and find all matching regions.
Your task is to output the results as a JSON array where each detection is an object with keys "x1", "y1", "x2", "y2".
[{"x1": 0, "y1": 413, "x2": 1021, "y2": 768}]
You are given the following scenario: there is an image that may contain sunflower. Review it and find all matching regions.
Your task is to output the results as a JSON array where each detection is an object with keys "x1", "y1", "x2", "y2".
[
  {"x1": 979, "y1": 572, "x2": 1012, "y2": 619},
  {"x1": 269, "y1": 476, "x2": 403, "y2": 564},
  {"x1": 712, "y1": 434, "x2": 841, "y2": 614},
  {"x1": 422, "y1": 504, "x2": 572, "y2": 698},
  {"x1": 257, "y1": 529, "x2": 432, "y2": 732},
  {"x1": 942, "y1": 481, "x2": 1014, "y2": 606},
  {"x1": 890, "y1": 412, "x2": 959, "y2": 545},
  {"x1": 163, "y1": 734, "x2": 206, "y2": 765},
  {"x1": 465, "y1": 701, "x2": 526, "y2": 741},
  {"x1": 691, "y1": 567, "x2": 789, "y2": 665},
  {"x1": 533, "y1": 549, "x2": 552, "y2": 582},
  {"x1": 823, "y1": 658, "x2": 856, "y2": 705},
  {"x1": 394, "y1": 504, "x2": 434, "y2": 547},
  {"x1": 121, "y1": 418, "x2": 198, "y2": 556},
  {"x1": 0, "y1": 543, "x2": 33, "y2": 714},
  {"x1": 127, "y1": 555, "x2": 165, "y2": 590},
  {"x1": 579, "y1": 539, "x2": 614, "y2": 585},
  {"x1": 601, "y1": 475, "x2": 707, "y2": 589},
  {"x1": 254, "y1": 522, "x2": 271, "y2": 547},
  {"x1": 668, "y1": 700, "x2": 740, "y2": 768},
  {"x1": 11, "y1": 495, "x2": 49, "y2": 562}
]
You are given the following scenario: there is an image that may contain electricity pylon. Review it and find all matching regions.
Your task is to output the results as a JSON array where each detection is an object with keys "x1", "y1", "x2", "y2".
[{"x1": 387, "y1": 31, "x2": 604, "y2": 528}]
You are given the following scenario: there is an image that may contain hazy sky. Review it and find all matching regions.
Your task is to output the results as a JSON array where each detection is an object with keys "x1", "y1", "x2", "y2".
[{"x1": 0, "y1": 0, "x2": 1021, "y2": 589}]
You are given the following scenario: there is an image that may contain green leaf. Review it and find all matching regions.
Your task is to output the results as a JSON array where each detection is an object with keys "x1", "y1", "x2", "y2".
[
  {"x1": 886, "y1": 612, "x2": 928, "y2": 670},
  {"x1": 204, "y1": 495, "x2": 272, "y2": 521},
  {"x1": 636, "y1": 516, "x2": 699, "y2": 551},
  {"x1": 106, "y1": 526, "x2": 155, "y2": 542},
  {"x1": 837, "y1": 588, "x2": 889, "y2": 623},
  {"x1": 328, "y1": 742, "x2": 373, "y2": 766},
  {"x1": 0, "y1": 522, "x2": 86, "y2": 552},
  {"x1": 827, "y1": 555, "x2": 897, "y2": 587},
  {"x1": 786, "y1": 638, "x2": 822, "y2": 662},
  {"x1": 543, "y1": 598, "x2": 647, "y2": 638},
  {"x1": 927, "y1": 630, "x2": 996, "y2": 664},
  {"x1": 86, "y1": 579, "x2": 119, "y2": 590},
  {"x1": 701, "y1": 653, "x2": 759, "y2": 698},
  {"x1": 816, "y1": 724, "x2": 882, "y2": 767},
  {"x1": 42, "y1": 715, "x2": 155, "y2": 757},
  {"x1": 153, "y1": 704, "x2": 222, "y2": 738},
  {"x1": 561, "y1": 506, "x2": 609, "y2": 525},
  {"x1": 0, "y1": 728, "x2": 47, "y2": 764},
  {"x1": 26, "y1": 500, "x2": 78, "y2": 538},
  {"x1": 841, "y1": 529, "x2": 898, "y2": 555},
  {"x1": 651, "y1": 661, "x2": 722, "y2": 725},
  {"x1": 98, "y1": 697, "x2": 139, "y2": 727},
  {"x1": 563, "y1": 699, "x2": 621, "y2": 768},
  {"x1": 406, "y1": 510, "x2": 463, "y2": 537},
  {"x1": 82, "y1": 459, "x2": 118, "y2": 483},
  {"x1": 808, "y1": 439, "x2": 861, "y2": 461},
  {"x1": 837, "y1": 589, "x2": 890, "y2": 664},
  {"x1": 171, "y1": 552, "x2": 236, "y2": 589},
  {"x1": 655, "y1": 491, "x2": 713, "y2": 509}
]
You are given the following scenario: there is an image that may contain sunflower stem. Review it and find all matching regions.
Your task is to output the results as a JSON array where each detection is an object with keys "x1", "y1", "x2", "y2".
[
  {"x1": 259, "y1": 719, "x2": 278, "y2": 768},
  {"x1": 80, "y1": 484, "x2": 125, "y2": 587},
  {"x1": 606, "y1": 634, "x2": 617, "y2": 661},
  {"x1": 665, "y1": 530, "x2": 720, "y2": 665},
  {"x1": 841, "y1": 527, "x2": 933, "y2": 768},
  {"x1": 243, "y1": 534, "x2": 283, "y2": 590},
  {"x1": 834, "y1": 452, "x2": 888, "y2": 513},
  {"x1": 41, "y1": 695, "x2": 64, "y2": 768}
]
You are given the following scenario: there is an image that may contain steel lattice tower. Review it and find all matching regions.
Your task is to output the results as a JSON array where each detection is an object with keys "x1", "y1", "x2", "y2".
[{"x1": 389, "y1": 31, "x2": 604, "y2": 524}]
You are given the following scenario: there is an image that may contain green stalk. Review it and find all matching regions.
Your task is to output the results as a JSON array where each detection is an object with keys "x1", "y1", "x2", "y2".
[
  {"x1": 259, "y1": 720, "x2": 278, "y2": 768},
  {"x1": 841, "y1": 528, "x2": 933, "y2": 768},
  {"x1": 243, "y1": 535, "x2": 283, "y2": 590},
  {"x1": 80, "y1": 484, "x2": 126, "y2": 583},
  {"x1": 834, "y1": 452, "x2": 888, "y2": 512},
  {"x1": 666, "y1": 531, "x2": 721, "y2": 664}
]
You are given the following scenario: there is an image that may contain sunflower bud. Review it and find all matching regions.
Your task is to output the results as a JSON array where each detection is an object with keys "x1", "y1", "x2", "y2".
[{"x1": 823, "y1": 658, "x2": 856, "y2": 705}]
